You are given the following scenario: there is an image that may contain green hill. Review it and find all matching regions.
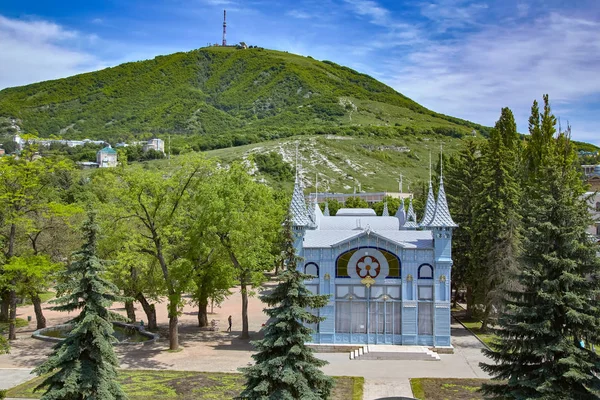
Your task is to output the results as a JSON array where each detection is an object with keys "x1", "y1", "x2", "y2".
[{"x1": 0, "y1": 46, "x2": 489, "y2": 152}]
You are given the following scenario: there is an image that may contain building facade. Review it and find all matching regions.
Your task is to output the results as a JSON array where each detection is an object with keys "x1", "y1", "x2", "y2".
[
  {"x1": 96, "y1": 146, "x2": 118, "y2": 168},
  {"x1": 587, "y1": 165, "x2": 600, "y2": 192},
  {"x1": 587, "y1": 192, "x2": 600, "y2": 242},
  {"x1": 290, "y1": 176, "x2": 456, "y2": 349}
]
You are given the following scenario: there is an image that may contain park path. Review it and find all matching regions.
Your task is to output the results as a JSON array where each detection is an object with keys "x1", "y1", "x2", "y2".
[{"x1": 0, "y1": 288, "x2": 489, "y2": 399}]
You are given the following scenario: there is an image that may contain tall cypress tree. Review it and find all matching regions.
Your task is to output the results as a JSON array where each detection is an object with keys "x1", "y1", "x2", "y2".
[
  {"x1": 33, "y1": 212, "x2": 127, "y2": 400},
  {"x1": 480, "y1": 96, "x2": 600, "y2": 399},
  {"x1": 240, "y1": 216, "x2": 333, "y2": 400},
  {"x1": 470, "y1": 107, "x2": 522, "y2": 330}
]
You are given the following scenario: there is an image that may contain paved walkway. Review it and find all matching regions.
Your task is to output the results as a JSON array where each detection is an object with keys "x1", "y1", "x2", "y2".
[{"x1": 0, "y1": 293, "x2": 490, "y2": 399}]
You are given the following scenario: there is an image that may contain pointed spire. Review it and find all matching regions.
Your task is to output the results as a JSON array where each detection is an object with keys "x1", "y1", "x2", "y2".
[
  {"x1": 420, "y1": 152, "x2": 437, "y2": 227},
  {"x1": 323, "y1": 200, "x2": 330, "y2": 216},
  {"x1": 382, "y1": 201, "x2": 389, "y2": 216},
  {"x1": 429, "y1": 145, "x2": 457, "y2": 228},
  {"x1": 289, "y1": 175, "x2": 311, "y2": 227},
  {"x1": 395, "y1": 196, "x2": 406, "y2": 227},
  {"x1": 403, "y1": 195, "x2": 418, "y2": 229}
]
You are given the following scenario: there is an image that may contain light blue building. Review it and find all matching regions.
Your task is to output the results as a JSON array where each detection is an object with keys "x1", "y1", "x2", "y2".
[{"x1": 289, "y1": 174, "x2": 456, "y2": 349}]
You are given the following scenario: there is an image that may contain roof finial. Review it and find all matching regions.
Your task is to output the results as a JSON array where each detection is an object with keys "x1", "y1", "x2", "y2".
[
  {"x1": 399, "y1": 173, "x2": 403, "y2": 193},
  {"x1": 295, "y1": 142, "x2": 299, "y2": 180},
  {"x1": 440, "y1": 143, "x2": 443, "y2": 179},
  {"x1": 429, "y1": 150, "x2": 432, "y2": 184}
]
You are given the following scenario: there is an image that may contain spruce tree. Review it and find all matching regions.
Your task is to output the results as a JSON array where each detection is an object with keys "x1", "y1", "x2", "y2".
[
  {"x1": 240, "y1": 216, "x2": 333, "y2": 400},
  {"x1": 33, "y1": 212, "x2": 127, "y2": 400},
  {"x1": 445, "y1": 139, "x2": 481, "y2": 311},
  {"x1": 480, "y1": 96, "x2": 600, "y2": 399},
  {"x1": 470, "y1": 107, "x2": 522, "y2": 330}
]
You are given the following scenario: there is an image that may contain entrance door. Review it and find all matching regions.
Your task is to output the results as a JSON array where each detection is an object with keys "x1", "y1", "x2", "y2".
[{"x1": 368, "y1": 301, "x2": 400, "y2": 344}]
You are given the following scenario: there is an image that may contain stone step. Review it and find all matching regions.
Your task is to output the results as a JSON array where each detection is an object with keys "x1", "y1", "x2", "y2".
[{"x1": 351, "y1": 345, "x2": 440, "y2": 361}]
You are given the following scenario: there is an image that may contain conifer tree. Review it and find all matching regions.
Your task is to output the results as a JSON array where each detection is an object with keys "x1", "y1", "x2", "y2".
[
  {"x1": 481, "y1": 96, "x2": 600, "y2": 399},
  {"x1": 470, "y1": 107, "x2": 522, "y2": 330},
  {"x1": 240, "y1": 216, "x2": 333, "y2": 400},
  {"x1": 445, "y1": 139, "x2": 481, "y2": 311},
  {"x1": 33, "y1": 212, "x2": 127, "y2": 400}
]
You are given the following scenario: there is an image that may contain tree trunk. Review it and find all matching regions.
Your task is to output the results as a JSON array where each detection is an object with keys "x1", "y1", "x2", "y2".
[
  {"x1": 466, "y1": 285, "x2": 474, "y2": 319},
  {"x1": 8, "y1": 289, "x2": 17, "y2": 340},
  {"x1": 0, "y1": 291, "x2": 9, "y2": 322},
  {"x1": 451, "y1": 281, "x2": 458, "y2": 309},
  {"x1": 198, "y1": 302, "x2": 208, "y2": 328},
  {"x1": 240, "y1": 282, "x2": 249, "y2": 339},
  {"x1": 136, "y1": 293, "x2": 157, "y2": 331},
  {"x1": 480, "y1": 303, "x2": 491, "y2": 333},
  {"x1": 31, "y1": 294, "x2": 46, "y2": 329},
  {"x1": 125, "y1": 300, "x2": 136, "y2": 323},
  {"x1": 168, "y1": 313, "x2": 179, "y2": 350}
]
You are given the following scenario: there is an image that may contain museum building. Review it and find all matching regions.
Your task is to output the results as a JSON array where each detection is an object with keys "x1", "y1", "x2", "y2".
[{"x1": 290, "y1": 174, "x2": 456, "y2": 348}]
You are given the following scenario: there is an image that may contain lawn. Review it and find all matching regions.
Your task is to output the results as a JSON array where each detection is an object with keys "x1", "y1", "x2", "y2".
[
  {"x1": 410, "y1": 378, "x2": 491, "y2": 400},
  {"x1": 7, "y1": 370, "x2": 364, "y2": 400},
  {"x1": 452, "y1": 308, "x2": 497, "y2": 349}
]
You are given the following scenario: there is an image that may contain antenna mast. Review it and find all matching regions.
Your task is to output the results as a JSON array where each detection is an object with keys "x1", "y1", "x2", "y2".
[{"x1": 222, "y1": 10, "x2": 227, "y2": 46}]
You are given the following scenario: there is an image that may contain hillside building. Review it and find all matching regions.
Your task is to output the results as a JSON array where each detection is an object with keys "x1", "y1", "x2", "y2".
[
  {"x1": 143, "y1": 138, "x2": 165, "y2": 153},
  {"x1": 306, "y1": 192, "x2": 410, "y2": 205},
  {"x1": 96, "y1": 146, "x2": 118, "y2": 168},
  {"x1": 586, "y1": 165, "x2": 600, "y2": 191},
  {"x1": 588, "y1": 192, "x2": 600, "y2": 242},
  {"x1": 289, "y1": 172, "x2": 456, "y2": 349}
]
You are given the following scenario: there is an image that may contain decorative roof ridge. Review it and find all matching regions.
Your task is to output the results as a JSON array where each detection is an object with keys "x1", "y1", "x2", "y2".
[
  {"x1": 323, "y1": 201, "x2": 330, "y2": 216},
  {"x1": 402, "y1": 197, "x2": 418, "y2": 230},
  {"x1": 382, "y1": 201, "x2": 389, "y2": 216}
]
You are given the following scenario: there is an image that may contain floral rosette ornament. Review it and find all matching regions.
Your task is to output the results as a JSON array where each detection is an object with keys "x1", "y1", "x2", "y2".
[{"x1": 356, "y1": 256, "x2": 381, "y2": 278}]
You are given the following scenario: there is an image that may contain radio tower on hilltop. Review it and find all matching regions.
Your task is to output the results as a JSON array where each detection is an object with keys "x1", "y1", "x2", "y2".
[{"x1": 222, "y1": 9, "x2": 227, "y2": 46}]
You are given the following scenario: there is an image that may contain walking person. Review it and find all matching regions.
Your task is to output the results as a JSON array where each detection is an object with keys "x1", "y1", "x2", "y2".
[{"x1": 227, "y1": 315, "x2": 232, "y2": 332}]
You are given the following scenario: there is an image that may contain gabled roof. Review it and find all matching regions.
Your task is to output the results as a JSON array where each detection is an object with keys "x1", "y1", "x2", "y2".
[
  {"x1": 289, "y1": 177, "x2": 311, "y2": 227},
  {"x1": 429, "y1": 176, "x2": 458, "y2": 228},
  {"x1": 420, "y1": 181, "x2": 436, "y2": 227}
]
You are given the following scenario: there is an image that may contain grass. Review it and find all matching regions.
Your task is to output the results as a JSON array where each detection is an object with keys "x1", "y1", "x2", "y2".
[
  {"x1": 7, "y1": 370, "x2": 363, "y2": 400},
  {"x1": 0, "y1": 318, "x2": 28, "y2": 333},
  {"x1": 410, "y1": 378, "x2": 492, "y2": 400}
]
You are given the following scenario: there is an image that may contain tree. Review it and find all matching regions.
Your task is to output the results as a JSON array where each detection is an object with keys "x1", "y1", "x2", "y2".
[
  {"x1": 444, "y1": 139, "x2": 481, "y2": 311},
  {"x1": 33, "y1": 212, "x2": 127, "y2": 400},
  {"x1": 240, "y1": 216, "x2": 333, "y2": 399},
  {"x1": 0, "y1": 149, "x2": 75, "y2": 339},
  {"x1": 470, "y1": 108, "x2": 521, "y2": 330},
  {"x1": 480, "y1": 96, "x2": 600, "y2": 399},
  {"x1": 343, "y1": 196, "x2": 368, "y2": 208},
  {"x1": 210, "y1": 163, "x2": 283, "y2": 339},
  {"x1": 372, "y1": 196, "x2": 400, "y2": 216},
  {"x1": 319, "y1": 199, "x2": 342, "y2": 216},
  {"x1": 97, "y1": 155, "x2": 213, "y2": 350}
]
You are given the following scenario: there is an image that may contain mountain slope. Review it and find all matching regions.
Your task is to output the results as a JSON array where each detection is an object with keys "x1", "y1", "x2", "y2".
[{"x1": 0, "y1": 47, "x2": 488, "y2": 150}]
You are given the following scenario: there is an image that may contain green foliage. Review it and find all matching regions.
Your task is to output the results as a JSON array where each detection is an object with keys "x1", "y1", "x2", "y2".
[
  {"x1": 480, "y1": 96, "x2": 600, "y2": 399},
  {"x1": 469, "y1": 107, "x2": 522, "y2": 328},
  {"x1": 240, "y1": 216, "x2": 333, "y2": 399},
  {"x1": 372, "y1": 196, "x2": 400, "y2": 216},
  {"x1": 445, "y1": 139, "x2": 481, "y2": 307},
  {"x1": 253, "y1": 152, "x2": 294, "y2": 181},
  {"x1": 343, "y1": 197, "x2": 368, "y2": 208},
  {"x1": 319, "y1": 199, "x2": 342, "y2": 216},
  {"x1": 0, "y1": 47, "x2": 486, "y2": 153},
  {"x1": 209, "y1": 162, "x2": 284, "y2": 339},
  {"x1": 33, "y1": 212, "x2": 127, "y2": 400}
]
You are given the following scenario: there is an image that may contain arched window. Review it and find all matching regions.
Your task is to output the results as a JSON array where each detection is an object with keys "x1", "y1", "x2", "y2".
[
  {"x1": 418, "y1": 264, "x2": 433, "y2": 279},
  {"x1": 304, "y1": 263, "x2": 319, "y2": 278}
]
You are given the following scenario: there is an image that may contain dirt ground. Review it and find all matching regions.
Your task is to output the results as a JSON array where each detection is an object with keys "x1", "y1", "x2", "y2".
[{"x1": 0, "y1": 284, "x2": 273, "y2": 372}]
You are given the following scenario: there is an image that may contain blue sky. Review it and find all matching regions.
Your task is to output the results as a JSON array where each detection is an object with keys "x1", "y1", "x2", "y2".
[{"x1": 1, "y1": 0, "x2": 599, "y2": 145}]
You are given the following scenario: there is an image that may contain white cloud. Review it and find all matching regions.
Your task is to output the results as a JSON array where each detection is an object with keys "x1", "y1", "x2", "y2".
[
  {"x1": 286, "y1": 10, "x2": 312, "y2": 19},
  {"x1": 0, "y1": 15, "x2": 106, "y2": 89},
  {"x1": 343, "y1": 0, "x2": 389, "y2": 25},
  {"x1": 384, "y1": 12, "x2": 600, "y2": 143}
]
